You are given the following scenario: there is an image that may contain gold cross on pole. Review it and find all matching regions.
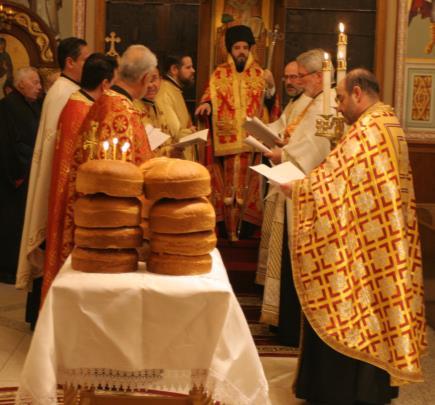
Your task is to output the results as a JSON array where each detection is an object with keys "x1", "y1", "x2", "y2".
[{"x1": 105, "y1": 31, "x2": 121, "y2": 57}]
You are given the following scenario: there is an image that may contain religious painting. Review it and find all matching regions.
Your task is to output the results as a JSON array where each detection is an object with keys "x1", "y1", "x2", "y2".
[
  {"x1": 404, "y1": 64, "x2": 435, "y2": 129},
  {"x1": 395, "y1": 0, "x2": 435, "y2": 140},
  {"x1": 0, "y1": 33, "x2": 30, "y2": 99},
  {"x1": 213, "y1": 0, "x2": 273, "y2": 67}
]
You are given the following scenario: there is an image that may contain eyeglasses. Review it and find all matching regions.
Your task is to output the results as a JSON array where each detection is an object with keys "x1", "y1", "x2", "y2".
[
  {"x1": 282, "y1": 74, "x2": 299, "y2": 81},
  {"x1": 297, "y1": 70, "x2": 319, "y2": 79}
]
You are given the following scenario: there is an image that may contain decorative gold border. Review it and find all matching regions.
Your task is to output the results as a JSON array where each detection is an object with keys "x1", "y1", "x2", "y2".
[
  {"x1": 394, "y1": 1, "x2": 435, "y2": 144},
  {"x1": 13, "y1": 12, "x2": 54, "y2": 62}
]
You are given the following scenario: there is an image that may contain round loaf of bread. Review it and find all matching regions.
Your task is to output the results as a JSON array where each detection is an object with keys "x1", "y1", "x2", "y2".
[
  {"x1": 151, "y1": 230, "x2": 216, "y2": 256},
  {"x1": 149, "y1": 197, "x2": 215, "y2": 234},
  {"x1": 141, "y1": 157, "x2": 211, "y2": 200},
  {"x1": 75, "y1": 226, "x2": 142, "y2": 249},
  {"x1": 137, "y1": 195, "x2": 153, "y2": 218},
  {"x1": 140, "y1": 219, "x2": 150, "y2": 240},
  {"x1": 137, "y1": 240, "x2": 150, "y2": 262},
  {"x1": 74, "y1": 194, "x2": 141, "y2": 228},
  {"x1": 76, "y1": 160, "x2": 143, "y2": 197},
  {"x1": 148, "y1": 252, "x2": 212, "y2": 275},
  {"x1": 71, "y1": 247, "x2": 138, "y2": 273}
]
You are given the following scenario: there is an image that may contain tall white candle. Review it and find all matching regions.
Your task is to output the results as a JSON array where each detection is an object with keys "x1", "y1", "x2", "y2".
[
  {"x1": 336, "y1": 50, "x2": 347, "y2": 85},
  {"x1": 322, "y1": 53, "x2": 331, "y2": 115},
  {"x1": 337, "y1": 22, "x2": 347, "y2": 62}
]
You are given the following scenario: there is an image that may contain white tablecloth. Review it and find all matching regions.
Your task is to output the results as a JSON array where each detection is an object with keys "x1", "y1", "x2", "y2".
[{"x1": 16, "y1": 249, "x2": 269, "y2": 405}]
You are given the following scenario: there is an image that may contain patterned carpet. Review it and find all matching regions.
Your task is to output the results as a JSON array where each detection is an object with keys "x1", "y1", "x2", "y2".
[{"x1": 237, "y1": 293, "x2": 299, "y2": 357}]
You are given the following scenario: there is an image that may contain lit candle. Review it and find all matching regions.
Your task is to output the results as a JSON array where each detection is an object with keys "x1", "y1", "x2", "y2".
[
  {"x1": 121, "y1": 141, "x2": 130, "y2": 161},
  {"x1": 102, "y1": 141, "x2": 109, "y2": 160},
  {"x1": 322, "y1": 53, "x2": 331, "y2": 115},
  {"x1": 336, "y1": 50, "x2": 347, "y2": 85},
  {"x1": 337, "y1": 22, "x2": 347, "y2": 62},
  {"x1": 112, "y1": 137, "x2": 119, "y2": 160}
]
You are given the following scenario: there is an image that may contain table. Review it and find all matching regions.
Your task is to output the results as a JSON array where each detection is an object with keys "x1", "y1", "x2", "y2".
[{"x1": 16, "y1": 249, "x2": 269, "y2": 405}]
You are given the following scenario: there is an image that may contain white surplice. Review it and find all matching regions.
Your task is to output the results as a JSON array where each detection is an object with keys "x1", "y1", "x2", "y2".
[
  {"x1": 15, "y1": 76, "x2": 80, "y2": 290},
  {"x1": 260, "y1": 90, "x2": 336, "y2": 325}
]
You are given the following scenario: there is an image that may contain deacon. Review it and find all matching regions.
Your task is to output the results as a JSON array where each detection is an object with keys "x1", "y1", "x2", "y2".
[
  {"x1": 282, "y1": 69, "x2": 426, "y2": 404},
  {"x1": 16, "y1": 38, "x2": 89, "y2": 326},
  {"x1": 155, "y1": 54, "x2": 196, "y2": 160},
  {"x1": 256, "y1": 60, "x2": 309, "y2": 286},
  {"x1": 0, "y1": 67, "x2": 42, "y2": 285},
  {"x1": 195, "y1": 25, "x2": 278, "y2": 241},
  {"x1": 259, "y1": 49, "x2": 334, "y2": 346},
  {"x1": 76, "y1": 44, "x2": 154, "y2": 165},
  {"x1": 42, "y1": 53, "x2": 118, "y2": 303}
]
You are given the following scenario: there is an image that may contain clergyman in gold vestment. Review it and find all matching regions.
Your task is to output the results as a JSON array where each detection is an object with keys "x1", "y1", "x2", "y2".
[{"x1": 281, "y1": 69, "x2": 426, "y2": 404}]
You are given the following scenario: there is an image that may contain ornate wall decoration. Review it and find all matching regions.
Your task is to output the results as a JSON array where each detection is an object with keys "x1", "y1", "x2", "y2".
[
  {"x1": 411, "y1": 75, "x2": 432, "y2": 121},
  {"x1": 73, "y1": 0, "x2": 86, "y2": 38},
  {"x1": 13, "y1": 11, "x2": 53, "y2": 62}
]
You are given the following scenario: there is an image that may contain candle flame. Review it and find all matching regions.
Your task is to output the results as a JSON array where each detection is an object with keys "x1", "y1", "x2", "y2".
[
  {"x1": 103, "y1": 141, "x2": 109, "y2": 151},
  {"x1": 339, "y1": 22, "x2": 345, "y2": 33},
  {"x1": 338, "y1": 50, "x2": 344, "y2": 60},
  {"x1": 324, "y1": 52, "x2": 329, "y2": 61},
  {"x1": 121, "y1": 142, "x2": 130, "y2": 153},
  {"x1": 112, "y1": 137, "x2": 119, "y2": 145}
]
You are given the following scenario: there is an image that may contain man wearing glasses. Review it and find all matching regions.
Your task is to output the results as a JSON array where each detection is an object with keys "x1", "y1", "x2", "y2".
[{"x1": 259, "y1": 48, "x2": 335, "y2": 347}]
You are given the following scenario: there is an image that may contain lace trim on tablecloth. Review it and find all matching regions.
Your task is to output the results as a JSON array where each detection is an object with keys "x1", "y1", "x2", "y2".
[{"x1": 15, "y1": 368, "x2": 269, "y2": 405}]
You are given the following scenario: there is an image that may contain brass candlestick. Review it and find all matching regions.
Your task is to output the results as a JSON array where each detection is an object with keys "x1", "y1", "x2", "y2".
[{"x1": 315, "y1": 114, "x2": 345, "y2": 148}]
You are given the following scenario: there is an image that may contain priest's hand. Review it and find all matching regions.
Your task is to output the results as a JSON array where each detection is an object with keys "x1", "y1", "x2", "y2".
[
  {"x1": 195, "y1": 102, "x2": 211, "y2": 116},
  {"x1": 274, "y1": 137, "x2": 288, "y2": 147},
  {"x1": 281, "y1": 181, "x2": 294, "y2": 198},
  {"x1": 264, "y1": 147, "x2": 282, "y2": 165}
]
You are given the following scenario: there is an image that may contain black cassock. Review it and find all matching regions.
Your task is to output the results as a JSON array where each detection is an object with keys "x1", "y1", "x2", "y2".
[{"x1": 0, "y1": 90, "x2": 42, "y2": 285}]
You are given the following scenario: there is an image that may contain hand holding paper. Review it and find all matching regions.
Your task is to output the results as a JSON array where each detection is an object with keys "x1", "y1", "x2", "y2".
[
  {"x1": 172, "y1": 129, "x2": 208, "y2": 148},
  {"x1": 146, "y1": 124, "x2": 171, "y2": 151},
  {"x1": 250, "y1": 161, "x2": 305, "y2": 185},
  {"x1": 243, "y1": 116, "x2": 281, "y2": 149}
]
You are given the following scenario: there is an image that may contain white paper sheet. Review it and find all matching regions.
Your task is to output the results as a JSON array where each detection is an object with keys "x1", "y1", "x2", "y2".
[
  {"x1": 172, "y1": 129, "x2": 208, "y2": 148},
  {"x1": 250, "y1": 161, "x2": 305, "y2": 184},
  {"x1": 244, "y1": 136, "x2": 271, "y2": 153},
  {"x1": 243, "y1": 116, "x2": 281, "y2": 148},
  {"x1": 146, "y1": 124, "x2": 171, "y2": 151}
]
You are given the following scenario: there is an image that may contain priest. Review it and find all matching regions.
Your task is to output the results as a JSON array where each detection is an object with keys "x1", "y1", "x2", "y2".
[
  {"x1": 16, "y1": 38, "x2": 89, "y2": 326},
  {"x1": 42, "y1": 53, "x2": 118, "y2": 303},
  {"x1": 195, "y1": 25, "x2": 278, "y2": 241},
  {"x1": 155, "y1": 54, "x2": 196, "y2": 160},
  {"x1": 282, "y1": 69, "x2": 426, "y2": 404},
  {"x1": 76, "y1": 44, "x2": 154, "y2": 167}
]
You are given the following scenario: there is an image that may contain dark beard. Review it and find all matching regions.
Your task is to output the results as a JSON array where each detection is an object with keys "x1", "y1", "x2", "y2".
[
  {"x1": 179, "y1": 76, "x2": 194, "y2": 88},
  {"x1": 235, "y1": 58, "x2": 246, "y2": 72}
]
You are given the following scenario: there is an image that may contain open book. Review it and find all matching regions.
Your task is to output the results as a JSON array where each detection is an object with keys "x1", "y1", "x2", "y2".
[
  {"x1": 243, "y1": 116, "x2": 281, "y2": 149},
  {"x1": 250, "y1": 161, "x2": 305, "y2": 185},
  {"x1": 172, "y1": 129, "x2": 208, "y2": 148},
  {"x1": 145, "y1": 124, "x2": 171, "y2": 151}
]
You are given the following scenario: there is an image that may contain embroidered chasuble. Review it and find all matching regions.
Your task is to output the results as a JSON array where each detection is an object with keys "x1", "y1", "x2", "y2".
[
  {"x1": 16, "y1": 76, "x2": 80, "y2": 291},
  {"x1": 42, "y1": 90, "x2": 94, "y2": 303},
  {"x1": 154, "y1": 77, "x2": 195, "y2": 160},
  {"x1": 134, "y1": 98, "x2": 171, "y2": 156},
  {"x1": 200, "y1": 53, "x2": 277, "y2": 240},
  {"x1": 291, "y1": 102, "x2": 426, "y2": 384},
  {"x1": 77, "y1": 87, "x2": 154, "y2": 164},
  {"x1": 260, "y1": 91, "x2": 333, "y2": 325}
]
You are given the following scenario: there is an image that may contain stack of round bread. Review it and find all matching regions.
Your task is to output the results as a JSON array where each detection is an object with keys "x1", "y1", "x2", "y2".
[
  {"x1": 137, "y1": 195, "x2": 153, "y2": 262},
  {"x1": 71, "y1": 160, "x2": 143, "y2": 273},
  {"x1": 141, "y1": 157, "x2": 216, "y2": 275}
]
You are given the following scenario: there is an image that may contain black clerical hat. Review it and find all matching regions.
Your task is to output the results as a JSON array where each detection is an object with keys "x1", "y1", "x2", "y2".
[{"x1": 225, "y1": 25, "x2": 255, "y2": 53}]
